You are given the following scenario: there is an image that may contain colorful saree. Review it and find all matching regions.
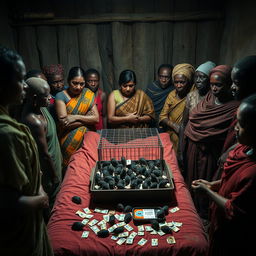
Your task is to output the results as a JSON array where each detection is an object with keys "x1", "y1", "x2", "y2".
[
  {"x1": 114, "y1": 89, "x2": 155, "y2": 128},
  {"x1": 59, "y1": 88, "x2": 95, "y2": 168}
]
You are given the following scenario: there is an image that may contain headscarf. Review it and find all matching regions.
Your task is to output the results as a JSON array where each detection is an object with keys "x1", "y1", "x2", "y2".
[
  {"x1": 209, "y1": 65, "x2": 232, "y2": 85},
  {"x1": 172, "y1": 63, "x2": 195, "y2": 82},
  {"x1": 42, "y1": 64, "x2": 64, "y2": 79},
  {"x1": 196, "y1": 61, "x2": 216, "y2": 77}
]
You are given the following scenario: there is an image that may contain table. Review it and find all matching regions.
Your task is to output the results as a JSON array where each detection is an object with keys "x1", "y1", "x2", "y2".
[{"x1": 47, "y1": 131, "x2": 208, "y2": 256}]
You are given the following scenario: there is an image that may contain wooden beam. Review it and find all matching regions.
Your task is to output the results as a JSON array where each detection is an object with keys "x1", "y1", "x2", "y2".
[{"x1": 11, "y1": 11, "x2": 223, "y2": 26}]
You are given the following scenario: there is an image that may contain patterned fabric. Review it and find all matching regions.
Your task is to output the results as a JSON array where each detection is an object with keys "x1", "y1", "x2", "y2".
[
  {"x1": 145, "y1": 80, "x2": 174, "y2": 128},
  {"x1": 159, "y1": 89, "x2": 191, "y2": 152},
  {"x1": 42, "y1": 64, "x2": 64, "y2": 78},
  {"x1": 0, "y1": 105, "x2": 53, "y2": 256},
  {"x1": 172, "y1": 63, "x2": 195, "y2": 81},
  {"x1": 95, "y1": 88, "x2": 103, "y2": 130},
  {"x1": 58, "y1": 88, "x2": 95, "y2": 168},
  {"x1": 114, "y1": 89, "x2": 155, "y2": 128}
]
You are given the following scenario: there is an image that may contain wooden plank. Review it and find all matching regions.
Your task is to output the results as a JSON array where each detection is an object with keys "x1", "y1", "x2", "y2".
[
  {"x1": 12, "y1": 11, "x2": 222, "y2": 26},
  {"x1": 36, "y1": 26, "x2": 59, "y2": 66},
  {"x1": 195, "y1": 20, "x2": 222, "y2": 67},
  {"x1": 78, "y1": 24, "x2": 102, "y2": 73},
  {"x1": 132, "y1": 23, "x2": 155, "y2": 90},
  {"x1": 97, "y1": 23, "x2": 114, "y2": 94},
  {"x1": 57, "y1": 25, "x2": 80, "y2": 79},
  {"x1": 111, "y1": 22, "x2": 133, "y2": 89},
  {"x1": 0, "y1": 1, "x2": 15, "y2": 50},
  {"x1": 17, "y1": 26, "x2": 40, "y2": 71},
  {"x1": 154, "y1": 22, "x2": 174, "y2": 78}
]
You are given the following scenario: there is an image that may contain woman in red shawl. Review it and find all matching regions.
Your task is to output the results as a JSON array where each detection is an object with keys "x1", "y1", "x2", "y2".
[
  {"x1": 192, "y1": 94, "x2": 256, "y2": 256},
  {"x1": 183, "y1": 65, "x2": 239, "y2": 220}
]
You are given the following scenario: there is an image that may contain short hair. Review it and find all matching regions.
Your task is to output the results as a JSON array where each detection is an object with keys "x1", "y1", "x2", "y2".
[
  {"x1": 233, "y1": 56, "x2": 256, "y2": 99},
  {"x1": 0, "y1": 46, "x2": 23, "y2": 86},
  {"x1": 25, "y1": 69, "x2": 43, "y2": 80},
  {"x1": 240, "y1": 93, "x2": 256, "y2": 126},
  {"x1": 67, "y1": 66, "x2": 86, "y2": 83},
  {"x1": 157, "y1": 64, "x2": 173, "y2": 75},
  {"x1": 84, "y1": 68, "x2": 100, "y2": 80},
  {"x1": 118, "y1": 70, "x2": 136, "y2": 86}
]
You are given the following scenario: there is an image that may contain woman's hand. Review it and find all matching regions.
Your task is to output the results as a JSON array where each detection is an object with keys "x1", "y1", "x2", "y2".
[
  {"x1": 126, "y1": 112, "x2": 139, "y2": 124},
  {"x1": 60, "y1": 115, "x2": 76, "y2": 128}
]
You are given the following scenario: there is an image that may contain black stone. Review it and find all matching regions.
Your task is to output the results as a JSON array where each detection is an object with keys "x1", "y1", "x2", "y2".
[
  {"x1": 124, "y1": 205, "x2": 132, "y2": 213},
  {"x1": 71, "y1": 222, "x2": 84, "y2": 231},
  {"x1": 116, "y1": 203, "x2": 124, "y2": 212},
  {"x1": 97, "y1": 229, "x2": 109, "y2": 238},
  {"x1": 156, "y1": 209, "x2": 165, "y2": 219},
  {"x1": 162, "y1": 205, "x2": 169, "y2": 215},
  {"x1": 151, "y1": 220, "x2": 160, "y2": 231},
  {"x1": 161, "y1": 225, "x2": 172, "y2": 234},
  {"x1": 109, "y1": 215, "x2": 116, "y2": 226},
  {"x1": 111, "y1": 158, "x2": 118, "y2": 167},
  {"x1": 71, "y1": 196, "x2": 81, "y2": 204},
  {"x1": 159, "y1": 179, "x2": 169, "y2": 188},
  {"x1": 113, "y1": 226, "x2": 124, "y2": 234},
  {"x1": 121, "y1": 156, "x2": 126, "y2": 166},
  {"x1": 124, "y1": 212, "x2": 132, "y2": 223}
]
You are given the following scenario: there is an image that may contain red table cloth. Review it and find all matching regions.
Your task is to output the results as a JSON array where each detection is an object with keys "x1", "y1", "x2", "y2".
[{"x1": 48, "y1": 132, "x2": 208, "y2": 256}]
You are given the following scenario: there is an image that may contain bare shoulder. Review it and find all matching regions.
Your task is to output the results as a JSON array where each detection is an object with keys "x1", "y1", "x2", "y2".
[{"x1": 23, "y1": 113, "x2": 45, "y2": 131}]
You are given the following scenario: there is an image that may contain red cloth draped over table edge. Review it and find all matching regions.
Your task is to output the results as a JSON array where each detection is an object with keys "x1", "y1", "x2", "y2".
[{"x1": 47, "y1": 131, "x2": 208, "y2": 256}]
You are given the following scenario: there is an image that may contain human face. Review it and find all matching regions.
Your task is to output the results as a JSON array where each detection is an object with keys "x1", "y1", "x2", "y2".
[
  {"x1": 231, "y1": 67, "x2": 242, "y2": 100},
  {"x1": 68, "y1": 76, "x2": 85, "y2": 96},
  {"x1": 235, "y1": 103, "x2": 254, "y2": 146},
  {"x1": 37, "y1": 84, "x2": 51, "y2": 108},
  {"x1": 173, "y1": 74, "x2": 189, "y2": 96},
  {"x1": 7, "y1": 60, "x2": 27, "y2": 106},
  {"x1": 158, "y1": 68, "x2": 171, "y2": 88},
  {"x1": 48, "y1": 74, "x2": 64, "y2": 95},
  {"x1": 86, "y1": 73, "x2": 99, "y2": 93},
  {"x1": 210, "y1": 74, "x2": 229, "y2": 98},
  {"x1": 120, "y1": 81, "x2": 135, "y2": 98},
  {"x1": 194, "y1": 71, "x2": 209, "y2": 94}
]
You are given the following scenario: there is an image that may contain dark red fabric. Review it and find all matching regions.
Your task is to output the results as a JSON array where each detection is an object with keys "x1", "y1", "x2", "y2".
[
  {"x1": 95, "y1": 88, "x2": 103, "y2": 130},
  {"x1": 183, "y1": 92, "x2": 239, "y2": 218},
  {"x1": 47, "y1": 132, "x2": 208, "y2": 256},
  {"x1": 221, "y1": 113, "x2": 238, "y2": 153},
  {"x1": 208, "y1": 144, "x2": 256, "y2": 256},
  {"x1": 184, "y1": 92, "x2": 239, "y2": 142}
]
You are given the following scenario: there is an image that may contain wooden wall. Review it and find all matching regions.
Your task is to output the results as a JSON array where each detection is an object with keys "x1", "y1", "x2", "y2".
[{"x1": 2, "y1": 0, "x2": 254, "y2": 94}]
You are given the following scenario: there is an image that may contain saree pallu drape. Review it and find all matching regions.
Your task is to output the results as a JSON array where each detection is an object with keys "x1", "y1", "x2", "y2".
[
  {"x1": 114, "y1": 89, "x2": 155, "y2": 128},
  {"x1": 159, "y1": 90, "x2": 188, "y2": 152},
  {"x1": 59, "y1": 88, "x2": 95, "y2": 168}
]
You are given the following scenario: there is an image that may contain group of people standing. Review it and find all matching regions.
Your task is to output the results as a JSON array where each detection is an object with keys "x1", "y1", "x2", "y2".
[{"x1": 0, "y1": 45, "x2": 256, "y2": 256}]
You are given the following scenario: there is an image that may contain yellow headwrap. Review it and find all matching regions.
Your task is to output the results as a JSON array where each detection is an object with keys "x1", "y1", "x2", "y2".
[{"x1": 172, "y1": 63, "x2": 195, "y2": 82}]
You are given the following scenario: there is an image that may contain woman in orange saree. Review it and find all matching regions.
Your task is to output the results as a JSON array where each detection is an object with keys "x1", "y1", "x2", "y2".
[{"x1": 55, "y1": 67, "x2": 99, "y2": 170}]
